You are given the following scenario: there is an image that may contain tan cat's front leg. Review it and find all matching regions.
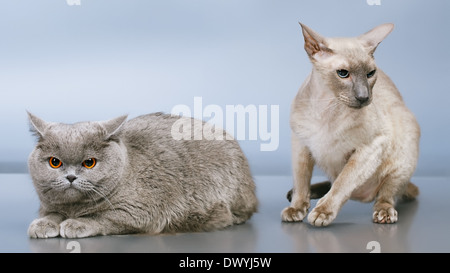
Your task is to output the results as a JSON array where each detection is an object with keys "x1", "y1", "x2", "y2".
[
  {"x1": 281, "y1": 135, "x2": 314, "y2": 222},
  {"x1": 308, "y1": 135, "x2": 387, "y2": 226}
]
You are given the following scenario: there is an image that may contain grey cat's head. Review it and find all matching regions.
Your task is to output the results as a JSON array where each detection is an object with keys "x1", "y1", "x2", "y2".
[
  {"x1": 300, "y1": 22, "x2": 394, "y2": 109},
  {"x1": 27, "y1": 112, "x2": 128, "y2": 206}
]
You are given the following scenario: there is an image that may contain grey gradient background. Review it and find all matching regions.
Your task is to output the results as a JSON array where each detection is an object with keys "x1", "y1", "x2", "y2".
[{"x1": 0, "y1": 0, "x2": 449, "y2": 177}]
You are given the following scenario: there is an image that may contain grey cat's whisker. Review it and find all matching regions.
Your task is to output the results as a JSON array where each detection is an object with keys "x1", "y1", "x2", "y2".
[
  {"x1": 91, "y1": 187, "x2": 117, "y2": 212},
  {"x1": 83, "y1": 190, "x2": 99, "y2": 208},
  {"x1": 42, "y1": 187, "x2": 53, "y2": 195},
  {"x1": 51, "y1": 181, "x2": 69, "y2": 191},
  {"x1": 80, "y1": 190, "x2": 110, "y2": 221}
]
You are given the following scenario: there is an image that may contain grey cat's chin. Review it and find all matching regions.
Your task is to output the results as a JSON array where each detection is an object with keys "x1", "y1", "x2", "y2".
[
  {"x1": 46, "y1": 187, "x2": 86, "y2": 204},
  {"x1": 64, "y1": 188, "x2": 83, "y2": 200}
]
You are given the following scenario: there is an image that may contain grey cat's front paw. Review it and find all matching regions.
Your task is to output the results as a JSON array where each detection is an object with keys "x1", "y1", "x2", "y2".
[
  {"x1": 28, "y1": 218, "x2": 60, "y2": 238},
  {"x1": 60, "y1": 219, "x2": 97, "y2": 238}
]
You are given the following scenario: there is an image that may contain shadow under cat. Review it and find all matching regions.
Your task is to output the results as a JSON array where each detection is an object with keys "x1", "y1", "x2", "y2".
[
  {"x1": 29, "y1": 195, "x2": 418, "y2": 253},
  {"x1": 28, "y1": 221, "x2": 258, "y2": 253}
]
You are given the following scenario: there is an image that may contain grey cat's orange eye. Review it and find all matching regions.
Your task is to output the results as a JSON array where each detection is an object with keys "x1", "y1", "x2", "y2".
[
  {"x1": 49, "y1": 157, "x2": 62, "y2": 169},
  {"x1": 337, "y1": 69, "x2": 349, "y2": 78},
  {"x1": 82, "y1": 158, "x2": 96, "y2": 169}
]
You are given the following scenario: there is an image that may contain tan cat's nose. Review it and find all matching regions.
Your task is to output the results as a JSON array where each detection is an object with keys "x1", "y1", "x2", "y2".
[
  {"x1": 355, "y1": 95, "x2": 369, "y2": 104},
  {"x1": 66, "y1": 175, "x2": 77, "y2": 183}
]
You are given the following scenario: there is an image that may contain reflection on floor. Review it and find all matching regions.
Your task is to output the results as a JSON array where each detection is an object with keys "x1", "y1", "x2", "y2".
[{"x1": 0, "y1": 174, "x2": 448, "y2": 253}]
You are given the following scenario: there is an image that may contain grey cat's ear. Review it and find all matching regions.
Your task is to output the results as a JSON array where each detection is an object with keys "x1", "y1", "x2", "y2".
[
  {"x1": 27, "y1": 112, "x2": 49, "y2": 140},
  {"x1": 299, "y1": 22, "x2": 333, "y2": 61},
  {"x1": 358, "y1": 23, "x2": 394, "y2": 56},
  {"x1": 100, "y1": 115, "x2": 128, "y2": 139}
]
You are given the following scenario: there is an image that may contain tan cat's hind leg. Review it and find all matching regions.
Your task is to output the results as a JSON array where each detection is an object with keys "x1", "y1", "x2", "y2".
[
  {"x1": 373, "y1": 178, "x2": 418, "y2": 224},
  {"x1": 401, "y1": 182, "x2": 419, "y2": 201},
  {"x1": 373, "y1": 200, "x2": 398, "y2": 224},
  {"x1": 373, "y1": 179, "x2": 398, "y2": 224}
]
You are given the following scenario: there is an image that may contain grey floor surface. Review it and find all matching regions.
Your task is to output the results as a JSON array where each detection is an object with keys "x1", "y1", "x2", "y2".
[{"x1": 0, "y1": 173, "x2": 449, "y2": 253}]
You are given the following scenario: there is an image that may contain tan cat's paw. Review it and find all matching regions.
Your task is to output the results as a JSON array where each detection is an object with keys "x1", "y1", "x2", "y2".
[
  {"x1": 28, "y1": 218, "x2": 60, "y2": 238},
  {"x1": 307, "y1": 206, "x2": 336, "y2": 227},
  {"x1": 373, "y1": 207, "x2": 398, "y2": 224},
  {"x1": 281, "y1": 205, "x2": 308, "y2": 222},
  {"x1": 60, "y1": 219, "x2": 96, "y2": 238}
]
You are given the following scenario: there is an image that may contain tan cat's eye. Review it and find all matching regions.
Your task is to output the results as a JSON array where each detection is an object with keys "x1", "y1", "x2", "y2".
[
  {"x1": 82, "y1": 158, "x2": 96, "y2": 169},
  {"x1": 337, "y1": 69, "x2": 349, "y2": 78},
  {"x1": 49, "y1": 157, "x2": 62, "y2": 169},
  {"x1": 367, "y1": 69, "x2": 376, "y2": 78}
]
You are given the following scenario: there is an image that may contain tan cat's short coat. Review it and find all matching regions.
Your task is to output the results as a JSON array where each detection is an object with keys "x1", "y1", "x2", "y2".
[{"x1": 282, "y1": 23, "x2": 420, "y2": 226}]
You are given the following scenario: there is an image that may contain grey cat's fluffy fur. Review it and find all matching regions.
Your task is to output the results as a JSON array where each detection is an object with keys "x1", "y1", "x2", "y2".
[{"x1": 27, "y1": 112, "x2": 257, "y2": 238}]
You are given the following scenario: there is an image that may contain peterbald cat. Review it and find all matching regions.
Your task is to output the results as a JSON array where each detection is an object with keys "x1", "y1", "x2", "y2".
[
  {"x1": 282, "y1": 23, "x2": 420, "y2": 226},
  {"x1": 27, "y1": 112, "x2": 257, "y2": 238}
]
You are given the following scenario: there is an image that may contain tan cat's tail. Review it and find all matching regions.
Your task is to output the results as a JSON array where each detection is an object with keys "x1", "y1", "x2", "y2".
[
  {"x1": 286, "y1": 181, "x2": 331, "y2": 202},
  {"x1": 286, "y1": 181, "x2": 419, "y2": 202},
  {"x1": 401, "y1": 182, "x2": 419, "y2": 201}
]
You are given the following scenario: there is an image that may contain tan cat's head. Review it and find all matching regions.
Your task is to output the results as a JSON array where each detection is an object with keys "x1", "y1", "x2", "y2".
[{"x1": 300, "y1": 22, "x2": 394, "y2": 109}]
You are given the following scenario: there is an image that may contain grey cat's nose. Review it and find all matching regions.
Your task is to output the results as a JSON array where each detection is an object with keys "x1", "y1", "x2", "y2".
[{"x1": 66, "y1": 175, "x2": 77, "y2": 183}]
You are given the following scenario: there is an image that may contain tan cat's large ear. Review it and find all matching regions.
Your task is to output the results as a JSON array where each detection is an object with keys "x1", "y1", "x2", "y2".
[
  {"x1": 27, "y1": 111, "x2": 49, "y2": 140},
  {"x1": 358, "y1": 23, "x2": 394, "y2": 56},
  {"x1": 299, "y1": 22, "x2": 333, "y2": 61},
  {"x1": 101, "y1": 115, "x2": 128, "y2": 140}
]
